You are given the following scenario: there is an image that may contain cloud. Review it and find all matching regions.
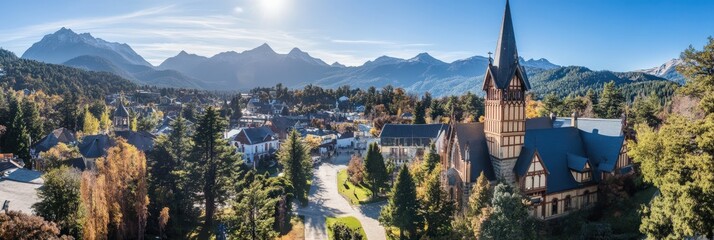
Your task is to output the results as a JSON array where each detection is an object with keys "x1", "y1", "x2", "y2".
[
  {"x1": 234, "y1": 6, "x2": 244, "y2": 14},
  {"x1": 331, "y1": 39, "x2": 395, "y2": 45}
]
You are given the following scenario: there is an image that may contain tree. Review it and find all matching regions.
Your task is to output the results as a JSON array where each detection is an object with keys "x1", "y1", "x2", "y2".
[
  {"x1": 347, "y1": 155, "x2": 365, "y2": 184},
  {"x1": 422, "y1": 143, "x2": 440, "y2": 174},
  {"x1": 540, "y1": 93, "x2": 563, "y2": 117},
  {"x1": 363, "y1": 142, "x2": 388, "y2": 197},
  {"x1": 630, "y1": 93, "x2": 662, "y2": 128},
  {"x1": 479, "y1": 183, "x2": 536, "y2": 240},
  {"x1": 99, "y1": 109, "x2": 111, "y2": 133},
  {"x1": 4, "y1": 94, "x2": 31, "y2": 166},
  {"x1": 96, "y1": 138, "x2": 149, "y2": 239},
  {"x1": 158, "y1": 207, "x2": 170, "y2": 240},
  {"x1": 278, "y1": 129, "x2": 312, "y2": 204},
  {"x1": 80, "y1": 171, "x2": 109, "y2": 240},
  {"x1": 33, "y1": 166, "x2": 84, "y2": 239},
  {"x1": 329, "y1": 222, "x2": 364, "y2": 240},
  {"x1": 525, "y1": 94, "x2": 543, "y2": 118},
  {"x1": 82, "y1": 109, "x2": 100, "y2": 135},
  {"x1": 678, "y1": 37, "x2": 714, "y2": 114},
  {"x1": 0, "y1": 211, "x2": 72, "y2": 240},
  {"x1": 380, "y1": 165, "x2": 419, "y2": 239},
  {"x1": 22, "y1": 100, "x2": 43, "y2": 143},
  {"x1": 597, "y1": 81, "x2": 625, "y2": 118},
  {"x1": 147, "y1": 114, "x2": 197, "y2": 238},
  {"x1": 227, "y1": 171, "x2": 279, "y2": 240},
  {"x1": 468, "y1": 173, "x2": 492, "y2": 218},
  {"x1": 419, "y1": 164, "x2": 454, "y2": 238},
  {"x1": 58, "y1": 92, "x2": 80, "y2": 131},
  {"x1": 189, "y1": 107, "x2": 242, "y2": 229},
  {"x1": 412, "y1": 100, "x2": 426, "y2": 124}
]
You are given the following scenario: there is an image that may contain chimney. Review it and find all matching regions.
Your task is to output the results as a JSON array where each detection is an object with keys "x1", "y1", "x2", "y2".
[{"x1": 571, "y1": 112, "x2": 578, "y2": 128}]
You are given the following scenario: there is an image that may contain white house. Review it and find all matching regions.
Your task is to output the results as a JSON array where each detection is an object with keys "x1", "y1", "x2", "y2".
[
  {"x1": 229, "y1": 126, "x2": 280, "y2": 166},
  {"x1": 336, "y1": 131, "x2": 355, "y2": 148}
]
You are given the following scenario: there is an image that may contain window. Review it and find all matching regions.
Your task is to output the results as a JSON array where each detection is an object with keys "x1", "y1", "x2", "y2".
[
  {"x1": 564, "y1": 195, "x2": 572, "y2": 211},
  {"x1": 525, "y1": 176, "x2": 533, "y2": 190},
  {"x1": 551, "y1": 198, "x2": 558, "y2": 216}
]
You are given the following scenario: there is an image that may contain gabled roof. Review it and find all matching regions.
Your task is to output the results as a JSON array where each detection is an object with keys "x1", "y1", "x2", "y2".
[
  {"x1": 32, "y1": 128, "x2": 76, "y2": 153},
  {"x1": 78, "y1": 134, "x2": 113, "y2": 159},
  {"x1": 379, "y1": 124, "x2": 449, "y2": 139},
  {"x1": 453, "y1": 123, "x2": 496, "y2": 181},
  {"x1": 580, "y1": 131, "x2": 624, "y2": 173},
  {"x1": 566, "y1": 153, "x2": 589, "y2": 172},
  {"x1": 234, "y1": 126, "x2": 277, "y2": 145},
  {"x1": 115, "y1": 130, "x2": 156, "y2": 152},
  {"x1": 115, "y1": 102, "x2": 130, "y2": 117},
  {"x1": 525, "y1": 117, "x2": 553, "y2": 130},
  {"x1": 482, "y1": 0, "x2": 531, "y2": 90}
]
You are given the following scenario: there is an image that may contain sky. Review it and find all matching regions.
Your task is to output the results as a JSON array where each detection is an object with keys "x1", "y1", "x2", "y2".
[{"x1": 1, "y1": 0, "x2": 713, "y2": 71}]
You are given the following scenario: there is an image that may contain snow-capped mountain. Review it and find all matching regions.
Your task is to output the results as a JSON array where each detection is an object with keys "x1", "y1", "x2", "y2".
[{"x1": 638, "y1": 58, "x2": 685, "y2": 84}]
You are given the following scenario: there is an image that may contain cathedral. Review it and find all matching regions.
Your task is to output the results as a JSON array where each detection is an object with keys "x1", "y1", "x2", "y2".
[{"x1": 445, "y1": 0, "x2": 632, "y2": 220}]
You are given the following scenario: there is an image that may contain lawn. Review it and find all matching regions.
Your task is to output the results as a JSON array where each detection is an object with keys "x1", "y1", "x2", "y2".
[
  {"x1": 337, "y1": 169, "x2": 379, "y2": 205},
  {"x1": 326, "y1": 216, "x2": 367, "y2": 240}
]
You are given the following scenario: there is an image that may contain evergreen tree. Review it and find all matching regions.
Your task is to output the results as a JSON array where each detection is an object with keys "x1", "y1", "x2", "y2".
[
  {"x1": 380, "y1": 165, "x2": 419, "y2": 239},
  {"x1": 189, "y1": 107, "x2": 243, "y2": 229},
  {"x1": 630, "y1": 93, "x2": 661, "y2": 128},
  {"x1": 58, "y1": 92, "x2": 80, "y2": 131},
  {"x1": 277, "y1": 129, "x2": 312, "y2": 204},
  {"x1": 419, "y1": 164, "x2": 454, "y2": 238},
  {"x1": 422, "y1": 143, "x2": 440, "y2": 173},
  {"x1": 479, "y1": 183, "x2": 536, "y2": 240},
  {"x1": 468, "y1": 173, "x2": 492, "y2": 237},
  {"x1": 363, "y1": 142, "x2": 388, "y2": 197},
  {"x1": 540, "y1": 93, "x2": 563, "y2": 117},
  {"x1": 148, "y1": 114, "x2": 197, "y2": 238},
  {"x1": 412, "y1": 100, "x2": 426, "y2": 124},
  {"x1": 22, "y1": 100, "x2": 43, "y2": 143},
  {"x1": 4, "y1": 94, "x2": 31, "y2": 165},
  {"x1": 227, "y1": 171, "x2": 279, "y2": 240},
  {"x1": 32, "y1": 166, "x2": 84, "y2": 239},
  {"x1": 597, "y1": 81, "x2": 625, "y2": 118},
  {"x1": 429, "y1": 99, "x2": 443, "y2": 120},
  {"x1": 678, "y1": 37, "x2": 714, "y2": 114}
]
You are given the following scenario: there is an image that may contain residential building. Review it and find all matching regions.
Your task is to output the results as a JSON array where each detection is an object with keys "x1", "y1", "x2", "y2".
[
  {"x1": 229, "y1": 126, "x2": 280, "y2": 166},
  {"x1": 378, "y1": 123, "x2": 449, "y2": 166}
]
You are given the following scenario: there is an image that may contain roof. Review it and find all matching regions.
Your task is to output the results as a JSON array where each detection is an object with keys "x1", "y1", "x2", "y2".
[
  {"x1": 115, "y1": 102, "x2": 130, "y2": 117},
  {"x1": 0, "y1": 160, "x2": 22, "y2": 173},
  {"x1": 483, "y1": 0, "x2": 531, "y2": 90},
  {"x1": 379, "y1": 124, "x2": 448, "y2": 139},
  {"x1": 31, "y1": 128, "x2": 77, "y2": 153},
  {"x1": 234, "y1": 126, "x2": 277, "y2": 145},
  {"x1": 78, "y1": 134, "x2": 113, "y2": 159},
  {"x1": 64, "y1": 158, "x2": 86, "y2": 171},
  {"x1": 453, "y1": 123, "x2": 496, "y2": 182},
  {"x1": 553, "y1": 117, "x2": 624, "y2": 137},
  {"x1": 115, "y1": 130, "x2": 156, "y2": 152},
  {"x1": 515, "y1": 127, "x2": 625, "y2": 193},
  {"x1": 525, "y1": 117, "x2": 553, "y2": 130},
  {"x1": 338, "y1": 131, "x2": 354, "y2": 139}
]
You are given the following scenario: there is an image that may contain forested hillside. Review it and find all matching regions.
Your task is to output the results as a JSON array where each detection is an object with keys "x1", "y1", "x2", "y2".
[{"x1": 0, "y1": 49, "x2": 137, "y2": 99}]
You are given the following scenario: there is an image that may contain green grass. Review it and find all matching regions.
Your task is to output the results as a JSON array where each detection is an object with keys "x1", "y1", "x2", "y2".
[
  {"x1": 326, "y1": 216, "x2": 367, "y2": 240},
  {"x1": 337, "y1": 169, "x2": 379, "y2": 205}
]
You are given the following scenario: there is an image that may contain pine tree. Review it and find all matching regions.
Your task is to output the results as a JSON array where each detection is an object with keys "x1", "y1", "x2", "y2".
[
  {"x1": 479, "y1": 183, "x2": 536, "y2": 240},
  {"x1": 467, "y1": 173, "x2": 492, "y2": 237},
  {"x1": 630, "y1": 93, "x2": 661, "y2": 128},
  {"x1": 4, "y1": 94, "x2": 31, "y2": 166},
  {"x1": 380, "y1": 165, "x2": 419, "y2": 239},
  {"x1": 22, "y1": 100, "x2": 43, "y2": 143},
  {"x1": 363, "y1": 142, "x2": 388, "y2": 197},
  {"x1": 412, "y1": 100, "x2": 426, "y2": 124},
  {"x1": 277, "y1": 129, "x2": 312, "y2": 204},
  {"x1": 597, "y1": 81, "x2": 625, "y2": 118},
  {"x1": 419, "y1": 164, "x2": 454, "y2": 238},
  {"x1": 422, "y1": 143, "x2": 440, "y2": 174},
  {"x1": 59, "y1": 92, "x2": 80, "y2": 131},
  {"x1": 227, "y1": 171, "x2": 279, "y2": 240},
  {"x1": 189, "y1": 107, "x2": 242, "y2": 229}
]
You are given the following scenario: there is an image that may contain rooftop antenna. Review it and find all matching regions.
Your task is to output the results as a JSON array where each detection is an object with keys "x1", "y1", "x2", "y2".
[{"x1": 488, "y1": 52, "x2": 493, "y2": 64}]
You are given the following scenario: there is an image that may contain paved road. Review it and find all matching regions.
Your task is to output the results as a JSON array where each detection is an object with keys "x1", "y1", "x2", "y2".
[{"x1": 297, "y1": 151, "x2": 386, "y2": 240}]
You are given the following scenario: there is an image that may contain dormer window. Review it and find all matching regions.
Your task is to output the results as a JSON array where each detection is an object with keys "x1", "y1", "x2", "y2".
[
  {"x1": 524, "y1": 153, "x2": 547, "y2": 191},
  {"x1": 567, "y1": 154, "x2": 592, "y2": 183}
]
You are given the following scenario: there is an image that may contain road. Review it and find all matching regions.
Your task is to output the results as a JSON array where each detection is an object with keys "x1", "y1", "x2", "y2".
[{"x1": 297, "y1": 150, "x2": 386, "y2": 240}]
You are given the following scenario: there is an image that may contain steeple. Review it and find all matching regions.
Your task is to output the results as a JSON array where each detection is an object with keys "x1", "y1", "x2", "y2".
[{"x1": 485, "y1": 0, "x2": 530, "y2": 90}]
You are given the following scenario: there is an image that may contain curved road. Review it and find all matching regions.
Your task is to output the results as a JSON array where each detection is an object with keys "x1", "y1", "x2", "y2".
[{"x1": 297, "y1": 151, "x2": 386, "y2": 240}]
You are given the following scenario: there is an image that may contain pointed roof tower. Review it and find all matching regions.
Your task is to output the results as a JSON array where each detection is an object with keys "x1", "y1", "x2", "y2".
[{"x1": 483, "y1": 0, "x2": 531, "y2": 90}]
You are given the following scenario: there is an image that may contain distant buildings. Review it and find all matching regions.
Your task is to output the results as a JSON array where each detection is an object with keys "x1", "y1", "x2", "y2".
[{"x1": 378, "y1": 123, "x2": 449, "y2": 166}]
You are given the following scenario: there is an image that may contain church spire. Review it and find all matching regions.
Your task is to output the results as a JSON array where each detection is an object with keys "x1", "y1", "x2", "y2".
[{"x1": 487, "y1": 0, "x2": 530, "y2": 90}]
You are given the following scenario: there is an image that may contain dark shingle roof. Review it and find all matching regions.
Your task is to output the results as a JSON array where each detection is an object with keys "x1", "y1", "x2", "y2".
[
  {"x1": 453, "y1": 123, "x2": 496, "y2": 182},
  {"x1": 115, "y1": 102, "x2": 130, "y2": 117},
  {"x1": 78, "y1": 134, "x2": 112, "y2": 159},
  {"x1": 379, "y1": 124, "x2": 448, "y2": 139},
  {"x1": 525, "y1": 117, "x2": 553, "y2": 130},
  {"x1": 566, "y1": 153, "x2": 589, "y2": 172},
  {"x1": 115, "y1": 130, "x2": 156, "y2": 152},
  {"x1": 234, "y1": 126, "x2": 277, "y2": 145},
  {"x1": 32, "y1": 128, "x2": 76, "y2": 153},
  {"x1": 485, "y1": 0, "x2": 531, "y2": 90},
  {"x1": 580, "y1": 131, "x2": 624, "y2": 173}
]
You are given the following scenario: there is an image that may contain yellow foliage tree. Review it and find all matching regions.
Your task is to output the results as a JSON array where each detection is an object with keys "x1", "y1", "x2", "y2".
[
  {"x1": 81, "y1": 171, "x2": 109, "y2": 240},
  {"x1": 525, "y1": 94, "x2": 544, "y2": 119},
  {"x1": 83, "y1": 109, "x2": 100, "y2": 135},
  {"x1": 99, "y1": 110, "x2": 111, "y2": 133},
  {"x1": 40, "y1": 142, "x2": 80, "y2": 170}
]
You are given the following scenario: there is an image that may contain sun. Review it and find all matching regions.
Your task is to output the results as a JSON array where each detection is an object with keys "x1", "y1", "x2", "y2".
[{"x1": 258, "y1": 0, "x2": 290, "y2": 20}]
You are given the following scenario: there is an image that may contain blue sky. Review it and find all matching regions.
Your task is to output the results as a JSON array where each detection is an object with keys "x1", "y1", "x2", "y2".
[{"x1": 1, "y1": 0, "x2": 713, "y2": 71}]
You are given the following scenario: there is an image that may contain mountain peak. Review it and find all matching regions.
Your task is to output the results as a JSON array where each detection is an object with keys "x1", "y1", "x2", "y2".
[
  {"x1": 288, "y1": 47, "x2": 304, "y2": 55},
  {"x1": 331, "y1": 62, "x2": 346, "y2": 68},
  {"x1": 178, "y1": 50, "x2": 189, "y2": 55},
  {"x1": 408, "y1": 52, "x2": 444, "y2": 64},
  {"x1": 251, "y1": 43, "x2": 276, "y2": 54}
]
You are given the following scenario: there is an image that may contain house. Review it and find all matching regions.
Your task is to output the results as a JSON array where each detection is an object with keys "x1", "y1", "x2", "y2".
[
  {"x1": 78, "y1": 134, "x2": 112, "y2": 170},
  {"x1": 445, "y1": 0, "x2": 632, "y2": 220},
  {"x1": 378, "y1": 123, "x2": 449, "y2": 166},
  {"x1": 336, "y1": 131, "x2": 355, "y2": 148},
  {"x1": 229, "y1": 126, "x2": 280, "y2": 166},
  {"x1": 400, "y1": 112, "x2": 414, "y2": 121},
  {"x1": 115, "y1": 130, "x2": 156, "y2": 152},
  {"x1": 266, "y1": 116, "x2": 308, "y2": 140},
  {"x1": 30, "y1": 128, "x2": 77, "y2": 158}
]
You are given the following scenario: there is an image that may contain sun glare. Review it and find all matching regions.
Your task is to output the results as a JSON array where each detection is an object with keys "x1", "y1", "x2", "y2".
[{"x1": 259, "y1": 0, "x2": 290, "y2": 20}]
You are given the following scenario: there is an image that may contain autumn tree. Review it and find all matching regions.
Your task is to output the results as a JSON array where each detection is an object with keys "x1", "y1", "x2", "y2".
[
  {"x1": 96, "y1": 138, "x2": 149, "y2": 239},
  {"x1": 347, "y1": 155, "x2": 365, "y2": 184},
  {"x1": 82, "y1": 108, "x2": 100, "y2": 135},
  {"x1": 189, "y1": 107, "x2": 242, "y2": 229},
  {"x1": 99, "y1": 109, "x2": 111, "y2": 133},
  {"x1": 278, "y1": 129, "x2": 312, "y2": 204},
  {"x1": 33, "y1": 166, "x2": 84, "y2": 239},
  {"x1": 0, "y1": 211, "x2": 72, "y2": 240},
  {"x1": 80, "y1": 171, "x2": 109, "y2": 240},
  {"x1": 363, "y1": 142, "x2": 388, "y2": 197},
  {"x1": 380, "y1": 165, "x2": 420, "y2": 239}
]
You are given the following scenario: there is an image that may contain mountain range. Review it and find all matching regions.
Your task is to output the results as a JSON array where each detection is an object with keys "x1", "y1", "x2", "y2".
[
  {"x1": 18, "y1": 28, "x2": 681, "y2": 97},
  {"x1": 637, "y1": 58, "x2": 686, "y2": 84}
]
